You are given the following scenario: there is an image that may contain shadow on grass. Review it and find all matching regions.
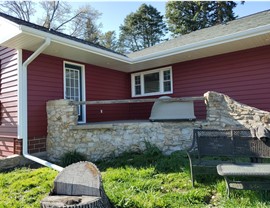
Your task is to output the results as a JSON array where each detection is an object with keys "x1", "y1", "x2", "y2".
[{"x1": 95, "y1": 147, "x2": 270, "y2": 205}]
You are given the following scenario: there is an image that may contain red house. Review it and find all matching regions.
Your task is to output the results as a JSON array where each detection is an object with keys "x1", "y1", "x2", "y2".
[{"x1": 0, "y1": 10, "x2": 270, "y2": 158}]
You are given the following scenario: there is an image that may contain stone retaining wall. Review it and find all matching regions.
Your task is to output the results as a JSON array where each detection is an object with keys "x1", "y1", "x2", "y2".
[
  {"x1": 46, "y1": 101, "x2": 203, "y2": 161},
  {"x1": 46, "y1": 91, "x2": 270, "y2": 163},
  {"x1": 204, "y1": 91, "x2": 270, "y2": 129}
]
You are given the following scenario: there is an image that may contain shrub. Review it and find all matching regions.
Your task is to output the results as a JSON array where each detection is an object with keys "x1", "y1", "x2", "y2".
[
  {"x1": 143, "y1": 140, "x2": 162, "y2": 157},
  {"x1": 60, "y1": 150, "x2": 87, "y2": 167},
  {"x1": 143, "y1": 141, "x2": 163, "y2": 163}
]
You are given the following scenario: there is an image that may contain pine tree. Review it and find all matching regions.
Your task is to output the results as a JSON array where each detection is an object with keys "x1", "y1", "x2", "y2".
[
  {"x1": 119, "y1": 3, "x2": 167, "y2": 53},
  {"x1": 99, "y1": 31, "x2": 119, "y2": 51},
  {"x1": 166, "y1": 1, "x2": 239, "y2": 36}
]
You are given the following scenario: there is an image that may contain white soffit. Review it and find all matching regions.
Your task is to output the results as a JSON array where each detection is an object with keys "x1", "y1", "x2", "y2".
[{"x1": 0, "y1": 17, "x2": 21, "y2": 45}]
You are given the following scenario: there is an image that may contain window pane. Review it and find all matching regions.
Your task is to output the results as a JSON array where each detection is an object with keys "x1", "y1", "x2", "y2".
[
  {"x1": 164, "y1": 81, "x2": 171, "y2": 92},
  {"x1": 71, "y1": 78, "x2": 75, "y2": 88},
  {"x1": 135, "y1": 86, "x2": 141, "y2": 95},
  {"x1": 66, "y1": 78, "x2": 70, "y2": 87},
  {"x1": 144, "y1": 72, "x2": 159, "y2": 93},
  {"x1": 71, "y1": 88, "x2": 74, "y2": 97},
  {"x1": 163, "y1": 70, "x2": 171, "y2": 81},
  {"x1": 66, "y1": 69, "x2": 71, "y2": 78},
  {"x1": 135, "y1": 76, "x2": 140, "y2": 85},
  {"x1": 75, "y1": 79, "x2": 79, "y2": 88},
  {"x1": 75, "y1": 71, "x2": 78, "y2": 79},
  {"x1": 66, "y1": 88, "x2": 70, "y2": 98}
]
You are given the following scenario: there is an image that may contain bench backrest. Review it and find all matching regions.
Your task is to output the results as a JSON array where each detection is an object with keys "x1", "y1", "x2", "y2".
[
  {"x1": 195, "y1": 129, "x2": 233, "y2": 157},
  {"x1": 194, "y1": 129, "x2": 270, "y2": 159}
]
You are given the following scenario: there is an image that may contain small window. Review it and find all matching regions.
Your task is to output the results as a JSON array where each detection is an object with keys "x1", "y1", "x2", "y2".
[{"x1": 131, "y1": 67, "x2": 173, "y2": 97}]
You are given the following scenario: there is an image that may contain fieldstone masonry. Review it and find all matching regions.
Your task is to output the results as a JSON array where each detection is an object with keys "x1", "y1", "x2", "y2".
[
  {"x1": 46, "y1": 91, "x2": 270, "y2": 163},
  {"x1": 205, "y1": 91, "x2": 270, "y2": 129}
]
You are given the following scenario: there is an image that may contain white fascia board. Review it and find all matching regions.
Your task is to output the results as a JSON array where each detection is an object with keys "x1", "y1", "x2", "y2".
[
  {"x1": 17, "y1": 22, "x2": 270, "y2": 67},
  {"x1": 0, "y1": 17, "x2": 21, "y2": 45},
  {"x1": 131, "y1": 24, "x2": 270, "y2": 64},
  {"x1": 19, "y1": 25, "x2": 132, "y2": 64}
]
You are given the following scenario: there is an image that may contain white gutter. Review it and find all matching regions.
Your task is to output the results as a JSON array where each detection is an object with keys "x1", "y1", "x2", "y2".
[
  {"x1": 20, "y1": 25, "x2": 132, "y2": 64},
  {"x1": 130, "y1": 23, "x2": 270, "y2": 63},
  {"x1": 19, "y1": 37, "x2": 63, "y2": 172}
]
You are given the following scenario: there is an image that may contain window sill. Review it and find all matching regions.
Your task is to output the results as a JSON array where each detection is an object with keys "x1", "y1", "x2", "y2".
[{"x1": 132, "y1": 92, "x2": 173, "y2": 98}]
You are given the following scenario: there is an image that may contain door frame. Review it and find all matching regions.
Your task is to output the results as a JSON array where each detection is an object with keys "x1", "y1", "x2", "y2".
[{"x1": 63, "y1": 61, "x2": 86, "y2": 123}]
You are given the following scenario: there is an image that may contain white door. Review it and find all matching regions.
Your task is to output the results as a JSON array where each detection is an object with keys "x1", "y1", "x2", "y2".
[{"x1": 64, "y1": 62, "x2": 85, "y2": 122}]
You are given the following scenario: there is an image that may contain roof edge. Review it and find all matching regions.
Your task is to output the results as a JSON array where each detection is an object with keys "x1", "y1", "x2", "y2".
[
  {"x1": 130, "y1": 23, "x2": 270, "y2": 64},
  {"x1": 20, "y1": 25, "x2": 132, "y2": 64}
]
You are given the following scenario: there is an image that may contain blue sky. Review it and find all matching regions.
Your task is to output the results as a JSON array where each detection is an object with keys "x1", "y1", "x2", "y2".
[{"x1": 70, "y1": 1, "x2": 270, "y2": 35}]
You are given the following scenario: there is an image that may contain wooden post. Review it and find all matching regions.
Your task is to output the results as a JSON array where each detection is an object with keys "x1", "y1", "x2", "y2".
[{"x1": 72, "y1": 96, "x2": 205, "y2": 105}]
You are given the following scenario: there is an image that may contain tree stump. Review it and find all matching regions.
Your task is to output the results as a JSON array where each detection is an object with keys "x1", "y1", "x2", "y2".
[{"x1": 41, "y1": 161, "x2": 112, "y2": 208}]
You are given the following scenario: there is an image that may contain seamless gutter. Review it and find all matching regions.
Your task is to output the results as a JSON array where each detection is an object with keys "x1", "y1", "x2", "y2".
[
  {"x1": 18, "y1": 22, "x2": 270, "y2": 66},
  {"x1": 19, "y1": 25, "x2": 132, "y2": 64},
  {"x1": 130, "y1": 23, "x2": 270, "y2": 63}
]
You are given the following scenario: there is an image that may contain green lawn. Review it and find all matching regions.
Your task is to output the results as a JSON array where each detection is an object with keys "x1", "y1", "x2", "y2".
[{"x1": 1, "y1": 149, "x2": 270, "y2": 208}]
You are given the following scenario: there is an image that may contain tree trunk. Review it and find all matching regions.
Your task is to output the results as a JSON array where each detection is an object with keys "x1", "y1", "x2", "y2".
[{"x1": 40, "y1": 161, "x2": 112, "y2": 208}]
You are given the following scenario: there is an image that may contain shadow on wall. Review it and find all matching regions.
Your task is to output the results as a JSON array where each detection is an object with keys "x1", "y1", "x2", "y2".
[{"x1": 1, "y1": 103, "x2": 17, "y2": 128}]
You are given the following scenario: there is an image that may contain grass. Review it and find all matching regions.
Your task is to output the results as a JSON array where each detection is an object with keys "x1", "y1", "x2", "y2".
[
  {"x1": 1, "y1": 147, "x2": 270, "y2": 207},
  {"x1": 0, "y1": 167, "x2": 57, "y2": 208}
]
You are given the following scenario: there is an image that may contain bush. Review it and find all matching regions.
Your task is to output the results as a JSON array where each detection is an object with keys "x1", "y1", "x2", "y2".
[
  {"x1": 143, "y1": 141, "x2": 163, "y2": 163},
  {"x1": 60, "y1": 150, "x2": 87, "y2": 167},
  {"x1": 143, "y1": 140, "x2": 162, "y2": 157}
]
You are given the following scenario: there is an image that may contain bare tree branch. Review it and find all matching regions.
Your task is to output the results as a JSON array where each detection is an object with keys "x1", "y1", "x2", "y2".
[
  {"x1": 0, "y1": 1, "x2": 35, "y2": 21},
  {"x1": 54, "y1": 10, "x2": 84, "y2": 31}
]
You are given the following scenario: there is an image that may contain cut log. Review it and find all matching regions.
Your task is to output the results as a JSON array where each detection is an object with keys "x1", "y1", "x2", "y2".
[
  {"x1": 40, "y1": 195, "x2": 105, "y2": 208},
  {"x1": 40, "y1": 161, "x2": 112, "y2": 208},
  {"x1": 53, "y1": 162, "x2": 101, "y2": 196}
]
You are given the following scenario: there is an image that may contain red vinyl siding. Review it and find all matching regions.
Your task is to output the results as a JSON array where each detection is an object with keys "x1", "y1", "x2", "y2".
[
  {"x1": 0, "y1": 47, "x2": 18, "y2": 156},
  {"x1": 171, "y1": 45, "x2": 270, "y2": 119},
  {"x1": 128, "y1": 45, "x2": 270, "y2": 120},
  {"x1": 0, "y1": 138, "x2": 14, "y2": 156},
  {"x1": 25, "y1": 51, "x2": 63, "y2": 153},
  {"x1": 26, "y1": 51, "x2": 130, "y2": 152},
  {"x1": 86, "y1": 66, "x2": 130, "y2": 122}
]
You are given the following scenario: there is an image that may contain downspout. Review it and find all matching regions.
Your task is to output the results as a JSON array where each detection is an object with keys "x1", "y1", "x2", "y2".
[{"x1": 19, "y1": 37, "x2": 63, "y2": 172}]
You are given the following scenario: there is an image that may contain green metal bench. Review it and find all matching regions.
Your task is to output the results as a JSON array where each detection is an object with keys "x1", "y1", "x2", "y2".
[{"x1": 186, "y1": 129, "x2": 270, "y2": 189}]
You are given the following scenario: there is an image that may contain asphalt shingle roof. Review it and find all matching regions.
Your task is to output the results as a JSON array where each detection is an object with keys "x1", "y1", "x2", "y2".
[
  {"x1": 127, "y1": 9, "x2": 270, "y2": 59},
  {"x1": 0, "y1": 12, "x2": 126, "y2": 57}
]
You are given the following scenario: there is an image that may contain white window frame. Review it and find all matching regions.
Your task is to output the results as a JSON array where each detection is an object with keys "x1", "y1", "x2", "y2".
[
  {"x1": 63, "y1": 61, "x2": 86, "y2": 123},
  {"x1": 131, "y1": 66, "x2": 173, "y2": 97}
]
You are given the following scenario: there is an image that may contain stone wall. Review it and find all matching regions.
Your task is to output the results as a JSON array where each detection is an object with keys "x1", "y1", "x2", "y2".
[
  {"x1": 47, "y1": 99, "x2": 202, "y2": 162},
  {"x1": 204, "y1": 91, "x2": 270, "y2": 129},
  {"x1": 46, "y1": 91, "x2": 270, "y2": 163}
]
